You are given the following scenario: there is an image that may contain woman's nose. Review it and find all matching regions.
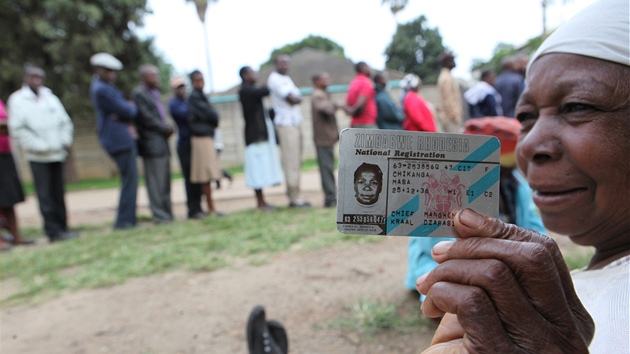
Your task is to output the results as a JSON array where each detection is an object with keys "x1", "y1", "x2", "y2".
[{"x1": 517, "y1": 118, "x2": 563, "y2": 165}]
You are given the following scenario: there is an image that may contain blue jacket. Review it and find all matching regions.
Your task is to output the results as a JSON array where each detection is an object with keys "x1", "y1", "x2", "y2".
[
  {"x1": 168, "y1": 97, "x2": 191, "y2": 148},
  {"x1": 90, "y1": 78, "x2": 138, "y2": 156},
  {"x1": 375, "y1": 84, "x2": 404, "y2": 130}
]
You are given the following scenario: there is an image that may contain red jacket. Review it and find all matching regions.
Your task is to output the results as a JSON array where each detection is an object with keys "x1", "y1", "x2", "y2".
[{"x1": 402, "y1": 91, "x2": 437, "y2": 132}]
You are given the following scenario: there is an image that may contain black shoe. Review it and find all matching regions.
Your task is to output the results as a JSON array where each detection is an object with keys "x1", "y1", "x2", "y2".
[
  {"x1": 289, "y1": 201, "x2": 311, "y2": 208},
  {"x1": 246, "y1": 306, "x2": 284, "y2": 354},
  {"x1": 153, "y1": 218, "x2": 172, "y2": 225},
  {"x1": 267, "y1": 319, "x2": 288, "y2": 354},
  {"x1": 324, "y1": 201, "x2": 337, "y2": 208},
  {"x1": 50, "y1": 230, "x2": 79, "y2": 243},
  {"x1": 188, "y1": 211, "x2": 208, "y2": 220}
]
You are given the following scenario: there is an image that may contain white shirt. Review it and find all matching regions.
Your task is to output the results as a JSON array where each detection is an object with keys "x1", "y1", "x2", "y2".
[
  {"x1": 267, "y1": 71, "x2": 302, "y2": 126},
  {"x1": 572, "y1": 255, "x2": 630, "y2": 353}
]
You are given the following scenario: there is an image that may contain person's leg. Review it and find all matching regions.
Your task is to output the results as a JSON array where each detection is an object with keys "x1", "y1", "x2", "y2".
[
  {"x1": 159, "y1": 154, "x2": 173, "y2": 220},
  {"x1": 2, "y1": 207, "x2": 25, "y2": 243},
  {"x1": 50, "y1": 161, "x2": 69, "y2": 232},
  {"x1": 112, "y1": 148, "x2": 138, "y2": 229},
  {"x1": 277, "y1": 126, "x2": 306, "y2": 206},
  {"x1": 178, "y1": 144, "x2": 203, "y2": 218},
  {"x1": 29, "y1": 162, "x2": 64, "y2": 239},
  {"x1": 254, "y1": 189, "x2": 274, "y2": 211},
  {"x1": 201, "y1": 182, "x2": 216, "y2": 214},
  {"x1": 143, "y1": 156, "x2": 172, "y2": 222},
  {"x1": 316, "y1": 146, "x2": 337, "y2": 207}
]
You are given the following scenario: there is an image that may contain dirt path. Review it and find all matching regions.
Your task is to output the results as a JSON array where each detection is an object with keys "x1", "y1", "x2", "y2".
[
  {"x1": 1, "y1": 236, "x2": 433, "y2": 354},
  {"x1": 1, "y1": 173, "x2": 435, "y2": 354}
]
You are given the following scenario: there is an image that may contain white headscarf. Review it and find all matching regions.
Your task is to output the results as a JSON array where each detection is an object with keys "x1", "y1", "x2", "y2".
[
  {"x1": 528, "y1": 0, "x2": 630, "y2": 74},
  {"x1": 400, "y1": 74, "x2": 420, "y2": 91}
]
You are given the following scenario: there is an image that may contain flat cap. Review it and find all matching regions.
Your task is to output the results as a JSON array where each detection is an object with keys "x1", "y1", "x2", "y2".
[
  {"x1": 90, "y1": 52, "x2": 123, "y2": 70},
  {"x1": 170, "y1": 77, "x2": 186, "y2": 89}
]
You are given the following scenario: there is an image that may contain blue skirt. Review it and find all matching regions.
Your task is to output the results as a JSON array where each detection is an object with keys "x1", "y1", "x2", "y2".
[{"x1": 244, "y1": 118, "x2": 283, "y2": 189}]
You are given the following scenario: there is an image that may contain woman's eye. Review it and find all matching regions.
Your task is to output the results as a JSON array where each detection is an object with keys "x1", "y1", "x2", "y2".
[
  {"x1": 516, "y1": 111, "x2": 536, "y2": 124},
  {"x1": 563, "y1": 103, "x2": 594, "y2": 113}
]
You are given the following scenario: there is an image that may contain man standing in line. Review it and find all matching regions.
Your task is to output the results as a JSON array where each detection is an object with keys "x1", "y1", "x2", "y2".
[
  {"x1": 374, "y1": 71, "x2": 404, "y2": 130},
  {"x1": 436, "y1": 52, "x2": 463, "y2": 132},
  {"x1": 238, "y1": 66, "x2": 283, "y2": 211},
  {"x1": 131, "y1": 64, "x2": 174, "y2": 224},
  {"x1": 267, "y1": 54, "x2": 310, "y2": 208},
  {"x1": 344, "y1": 61, "x2": 377, "y2": 128},
  {"x1": 168, "y1": 77, "x2": 205, "y2": 219},
  {"x1": 8, "y1": 66, "x2": 77, "y2": 242},
  {"x1": 311, "y1": 72, "x2": 340, "y2": 208},
  {"x1": 494, "y1": 56, "x2": 524, "y2": 118},
  {"x1": 464, "y1": 70, "x2": 503, "y2": 118},
  {"x1": 89, "y1": 52, "x2": 139, "y2": 230}
]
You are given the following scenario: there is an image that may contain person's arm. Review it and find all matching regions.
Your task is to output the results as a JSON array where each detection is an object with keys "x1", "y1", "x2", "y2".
[
  {"x1": 248, "y1": 85, "x2": 270, "y2": 99},
  {"x1": 312, "y1": 92, "x2": 337, "y2": 117},
  {"x1": 483, "y1": 94, "x2": 499, "y2": 116},
  {"x1": 188, "y1": 92, "x2": 219, "y2": 127},
  {"x1": 268, "y1": 75, "x2": 301, "y2": 105},
  {"x1": 97, "y1": 85, "x2": 138, "y2": 120},
  {"x1": 416, "y1": 209, "x2": 594, "y2": 353},
  {"x1": 132, "y1": 89, "x2": 170, "y2": 136},
  {"x1": 53, "y1": 95, "x2": 74, "y2": 148},
  {"x1": 344, "y1": 95, "x2": 367, "y2": 117}
]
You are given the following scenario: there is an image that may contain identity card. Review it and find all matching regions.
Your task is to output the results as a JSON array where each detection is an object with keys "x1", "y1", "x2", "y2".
[{"x1": 336, "y1": 128, "x2": 500, "y2": 237}]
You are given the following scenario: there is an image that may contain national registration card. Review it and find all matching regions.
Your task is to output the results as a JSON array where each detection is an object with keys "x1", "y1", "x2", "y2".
[{"x1": 336, "y1": 128, "x2": 500, "y2": 237}]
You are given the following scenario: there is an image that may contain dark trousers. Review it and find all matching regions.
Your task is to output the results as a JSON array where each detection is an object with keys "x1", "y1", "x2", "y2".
[
  {"x1": 29, "y1": 161, "x2": 68, "y2": 239},
  {"x1": 143, "y1": 155, "x2": 173, "y2": 222},
  {"x1": 316, "y1": 146, "x2": 337, "y2": 206},
  {"x1": 177, "y1": 143, "x2": 203, "y2": 217},
  {"x1": 111, "y1": 147, "x2": 138, "y2": 229}
]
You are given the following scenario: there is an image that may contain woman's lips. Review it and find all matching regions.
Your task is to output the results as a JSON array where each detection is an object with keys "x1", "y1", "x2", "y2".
[{"x1": 532, "y1": 187, "x2": 588, "y2": 211}]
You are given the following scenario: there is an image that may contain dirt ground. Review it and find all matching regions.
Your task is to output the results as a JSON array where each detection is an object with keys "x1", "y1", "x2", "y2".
[{"x1": 0, "y1": 189, "x2": 436, "y2": 354}]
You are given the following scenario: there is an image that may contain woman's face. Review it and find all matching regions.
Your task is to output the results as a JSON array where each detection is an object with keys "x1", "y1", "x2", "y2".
[
  {"x1": 516, "y1": 53, "x2": 630, "y2": 248},
  {"x1": 192, "y1": 73, "x2": 205, "y2": 91},
  {"x1": 354, "y1": 172, "x2": 382, "y2": 205}
]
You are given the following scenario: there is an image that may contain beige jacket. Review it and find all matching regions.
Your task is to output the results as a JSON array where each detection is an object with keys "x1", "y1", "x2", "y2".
[{"x1": 437, "y1": 68, "x2": 463, "y2": 126}]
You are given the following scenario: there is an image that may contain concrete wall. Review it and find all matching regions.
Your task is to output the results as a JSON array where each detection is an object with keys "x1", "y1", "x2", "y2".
[{"x1": 14, "y1": 85, "x2": 441, "y2": 182}]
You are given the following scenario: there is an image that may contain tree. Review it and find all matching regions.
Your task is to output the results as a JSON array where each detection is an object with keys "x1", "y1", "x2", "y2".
[
  {"x1": 0, "y1": 0, "x2": 172, "y2": 118},
  {"x1": 471, "y1": 35, "x2": 544, "y2": 75},
  {"x1": 262, "y1": 35, "x2": 346, "y2": 67},
  {"x1": 384, "y1": 15, "x2": 446, "y2": 84}
]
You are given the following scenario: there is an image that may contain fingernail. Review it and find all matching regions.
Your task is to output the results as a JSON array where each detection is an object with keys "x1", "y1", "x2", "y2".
[
  {"x1": 416, "y1": 273, "x2": 429, "y2": 287},
  {"x1": 458, "y1": 208, "x2": 484, "y2": 229},
  {"x1": 432, "y1": 241, "x2": 454, "y2": 255}
]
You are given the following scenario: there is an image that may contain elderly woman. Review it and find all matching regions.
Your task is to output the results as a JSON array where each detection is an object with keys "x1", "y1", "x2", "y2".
[
  {"x1": 416, "y1": 0, "x2": 629, "y2": 352},
  {"x1": 400, "y1": 74, "x2": 437, "y2": 133}
]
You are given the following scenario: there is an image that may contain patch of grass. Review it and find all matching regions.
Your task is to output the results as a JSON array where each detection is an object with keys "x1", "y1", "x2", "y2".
[
  {"x1": 564, "y1": 249, "x2": 594, "y2": 270},
  {"x1": 326, "y1": 297, "x2": 433, "y2": 337},
  {"x1": 0, "y1": 207, "x2": 370, "y2": 306}
]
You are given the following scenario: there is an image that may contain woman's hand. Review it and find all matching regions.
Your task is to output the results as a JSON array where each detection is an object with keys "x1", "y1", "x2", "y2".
[{"x1": 417, "y1": 208, "x2": 594, "y2": 353}]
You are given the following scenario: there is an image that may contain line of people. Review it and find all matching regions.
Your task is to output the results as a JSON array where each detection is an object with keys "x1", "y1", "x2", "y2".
[{"x1": 90, "y1": 54, "x2": 229, "y2": 231}]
